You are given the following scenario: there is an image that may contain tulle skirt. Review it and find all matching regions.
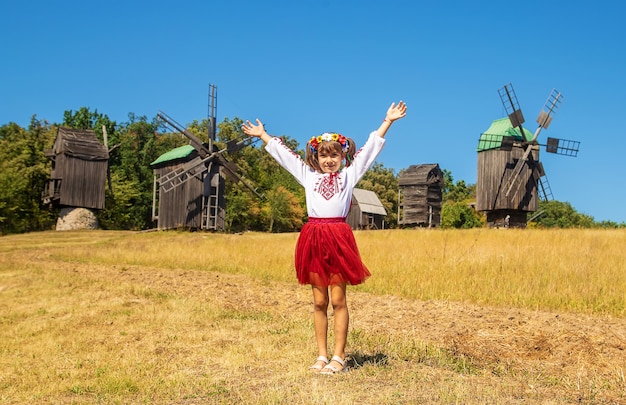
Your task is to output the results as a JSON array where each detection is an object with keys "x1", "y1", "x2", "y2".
[{"x1": 295, "y1": 217, "x2": 371, "y2": 287}]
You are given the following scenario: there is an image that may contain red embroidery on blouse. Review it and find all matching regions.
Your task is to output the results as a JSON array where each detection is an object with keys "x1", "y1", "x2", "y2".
[{"x1": 316, "y1": 172, "x2": 341, "y2": 200}]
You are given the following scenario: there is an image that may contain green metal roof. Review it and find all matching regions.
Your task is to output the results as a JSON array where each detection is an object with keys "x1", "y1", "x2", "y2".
[
  {"x1": 476, "y1": 117, "x2": 534, "y2": 152},
  {"x1": 151, "y1": 144, "x2": 195, "y2": 166}
]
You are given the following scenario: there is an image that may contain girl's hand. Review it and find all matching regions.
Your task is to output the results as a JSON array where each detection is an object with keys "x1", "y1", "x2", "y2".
[
  {"x1": 242, "y1": 119, "x2": 272, "y2": 144},
  {"x1": 386, "y1": 101, "x2": 407, "y2": 122},
  {"x1": 242, "y1": 119, "x2": 266, "y2": 138},
  {"x1": 377, "y1": 100, "x2": 407, "y2": 138}
]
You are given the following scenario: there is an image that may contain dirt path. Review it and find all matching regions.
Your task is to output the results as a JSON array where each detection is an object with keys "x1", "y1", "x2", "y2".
[{"x1": 119, "y1": 264, "x2": 626, "y2": 389}]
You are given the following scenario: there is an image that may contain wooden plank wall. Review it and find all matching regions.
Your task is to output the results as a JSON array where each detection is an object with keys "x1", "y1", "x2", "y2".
[
  {"x1": 398, "y1": 165, "x2": 443, "y2": 227},
  {"x1": 154, "y1": 164, "x2": 204, "y2": 230},
  {"x1": 398, "y1": 185, "x2": 442, "y2": 226},
  {"x1": 57, "y1": 155, "x2": 107, "y2": 209},
  {"x1": 346, "y1": 202, "x2": 363, "y2": 230},
  {"x1": 476, "y1": 148, "x2": 539, "y2": 212}
]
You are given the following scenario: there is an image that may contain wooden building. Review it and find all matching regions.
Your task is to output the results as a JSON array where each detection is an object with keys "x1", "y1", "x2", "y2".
[
  {"x1": 476, "y1": 118, "x2": 539, "y2": 228},
  {"x1": 151, "y1": 145, "x2": 221, "y2": 230},
  {"x1": 346, "y1": 188, "x2": 387, "y2": 230},
  {"x1": 42, "y1": 127, "x2": 109, "y2": 210},
  {"x1": 397, "y1": 164, "x2": 444, "y2": 228}
]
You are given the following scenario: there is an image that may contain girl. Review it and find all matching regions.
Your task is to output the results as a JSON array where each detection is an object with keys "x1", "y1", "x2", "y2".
[{"x1": 242, "y1": 101, "x2": 407, "y2": 374}]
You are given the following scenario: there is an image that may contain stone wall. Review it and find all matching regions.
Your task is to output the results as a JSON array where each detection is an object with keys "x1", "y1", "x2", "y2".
[{"x1": 56, "y1": 207, "x2": 99, "y2": 231}]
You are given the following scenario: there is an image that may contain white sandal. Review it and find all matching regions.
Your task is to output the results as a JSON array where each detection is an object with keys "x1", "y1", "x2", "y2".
[
  {"x1": 320, "y1": 355, "x2": 347, "y2": 375},
  {"x1": 309, "y1": 356, "x2": 329, "y2": 371}
]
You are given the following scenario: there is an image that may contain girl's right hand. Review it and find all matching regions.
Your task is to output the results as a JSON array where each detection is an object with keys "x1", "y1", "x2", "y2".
[
  {"x1": 242, "y1": 119, "x2": 272, "y2": 144},
  {"x1": 242, "y1": 119, "x2": 266, "y2": 138}
]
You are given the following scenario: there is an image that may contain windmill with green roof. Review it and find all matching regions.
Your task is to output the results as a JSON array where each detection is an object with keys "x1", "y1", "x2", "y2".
[
  {"x1": 475, "y1": 83, "x2": 580, "y2": 228},
  {"x1": 150, "y1": 85, "x2": 261, "y2": 231}
]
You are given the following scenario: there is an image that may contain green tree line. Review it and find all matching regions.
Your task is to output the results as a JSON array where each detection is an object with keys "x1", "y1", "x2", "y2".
[{"x1": 1, "y1": 108, "x2": 623, "y2": 235}]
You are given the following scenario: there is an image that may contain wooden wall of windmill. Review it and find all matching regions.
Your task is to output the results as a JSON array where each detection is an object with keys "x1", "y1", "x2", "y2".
[
  {"x1": 41, "y1": 127, "x2": 109, "y2": 230},
  {"x1": 397, "y1": 164, "x2": 444, "y2": 228},
  {"x1": 150, "y1": 144, "x2": 220, "y2": 230}
]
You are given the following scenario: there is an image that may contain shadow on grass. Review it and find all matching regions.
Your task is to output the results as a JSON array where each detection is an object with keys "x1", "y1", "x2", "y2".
[{"x1": 347, "y1": 352, "x2": 389, "y2": 369}]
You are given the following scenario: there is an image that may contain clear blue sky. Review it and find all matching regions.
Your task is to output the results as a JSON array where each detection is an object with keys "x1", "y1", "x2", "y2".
[{"x1": 2, "y1": 0, "x2": 625, "y2": 223}]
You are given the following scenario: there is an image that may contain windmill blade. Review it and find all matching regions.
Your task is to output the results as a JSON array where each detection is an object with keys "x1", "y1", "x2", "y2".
[
  {"x1": 102, "y1": 125, "x2": 113, "y2": 192},
  {"x1": 507, "y1": 150, "x2": 552, "y2": 202},
  {"x1": 505, "y1": 143, "x2": 534, "y2": 198},
  {"x1": 504, "y1": 87, "x2": 568, "y2": 197},
  {"x1": 535, "y1": 89, "x2": 563, "y2": 130},
  {"x1": 222, "y1": 134, "x2": 261, "y2": 154},
  {"x1": 157, "y1": 111, "x2": 211, "y2": 157},
  {"x1": 545, "y1": 137, "x2": 580, "y2": 157},
  {"x1": 159, "y1": 155, "x2": 211, "y2": 193},
  {"x1": 225, "y1": 139, "x2": 245, "y2": 154},
  {"x1": 537, "y1": 173, "x2": 554, "y2": 202},
  {"x1": 218, "y1": 158, "x2": 242, "y2": 183},
  {"x1": 226, "y1": 138, "x2": 255, "y2": 154},
  {"x1": 216, "y1": 154, "x2": 263, "y2": 199},
  {"x1": 528, "y1": 209, "x2": 546, "y2": 222},
  {"x1": 527, "y1": 89, "x2": 564, "y2": 143},
  {"x1": 498, "y1": 83, "x2": 525, "y2": 130}
]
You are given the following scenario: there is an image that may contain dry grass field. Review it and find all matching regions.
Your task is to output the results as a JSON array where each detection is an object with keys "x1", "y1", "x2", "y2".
[{"x1": 0, "y1": 229, "x2": 625, "y2": 404}]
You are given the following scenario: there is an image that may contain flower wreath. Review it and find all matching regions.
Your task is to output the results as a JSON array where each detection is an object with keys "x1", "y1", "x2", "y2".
[{"x1": 309, "y1": 132, "x2": 349, "y2": 154}]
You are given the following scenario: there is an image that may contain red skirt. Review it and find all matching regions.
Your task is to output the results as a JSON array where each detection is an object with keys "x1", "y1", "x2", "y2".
[{"x1": 295, "y1": 217, "x2": 371, "y2": 287}]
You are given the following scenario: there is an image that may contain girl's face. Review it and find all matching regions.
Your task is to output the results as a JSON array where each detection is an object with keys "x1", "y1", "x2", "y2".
[{"x1": 318, "y1": 149, "x2": 344, "y2": 173}]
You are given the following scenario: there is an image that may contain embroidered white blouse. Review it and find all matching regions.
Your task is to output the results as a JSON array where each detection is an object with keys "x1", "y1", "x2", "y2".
[{"x1": 264, "y1": 131, "x2": 386, "y2": 218}]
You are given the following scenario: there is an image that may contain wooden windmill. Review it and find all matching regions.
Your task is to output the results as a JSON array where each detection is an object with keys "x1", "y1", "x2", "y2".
[
  {"x1": 151, "y1": 85, "x2": 261, "y2": 231},
  {"x1": 397, "y1": 164, "x2": 444, "y2": 228},
  {"x1": 42, "y1": 127, "x2": 110, "y2": 230},
  {"x1": 475, "y1": 83, "x2": 580, "y2": 228}
]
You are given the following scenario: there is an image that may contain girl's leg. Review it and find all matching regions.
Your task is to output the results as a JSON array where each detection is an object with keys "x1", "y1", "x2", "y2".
[
  {"x1": 311, "y1": 285, "x2": 330, "y2": 367},
  {"x1": 329, "y1": 283, "x2": 348, "y2": 362}
]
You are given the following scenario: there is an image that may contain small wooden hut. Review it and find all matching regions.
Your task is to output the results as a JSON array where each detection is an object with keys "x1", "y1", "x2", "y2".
[
  {"x1": 151, "y1": 145, "x2": 224, "y2": 230},
  {"x1": 346, "y1": 188, "x2": 387, "y2": 230},
  {"x1": 476, "y1": 118, "x2": 539, "y2": 228},
  {"x1": 397, "y1": 164, "x2": 444, "y2": 228},
  {"x1": 42, "y1": 127, "x2": 109, "y2": 210}
]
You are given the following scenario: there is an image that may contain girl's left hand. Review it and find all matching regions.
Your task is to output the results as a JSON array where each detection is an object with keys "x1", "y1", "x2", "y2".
[{"x1": 386, "y1": 101, "x2": 407, "y2": 121}]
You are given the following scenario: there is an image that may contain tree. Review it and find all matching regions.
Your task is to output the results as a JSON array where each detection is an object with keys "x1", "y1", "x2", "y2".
[
  {"x1": 0, "y1": 118, "x2": 58, "y2": 234},
  {"x1": 98, "y1": 170, "x2": 144, "y2": 230},
  {"x1": 224, "y1": 187, "x2": 262, "y2": 232},
  {"x1": 262, "y1": 186, "x2": 305, "y2": 232},
  {"x1": 442, "y1": 169, "x2": 475, "y2": 203},
  {"x1": 441, "y1": 202, "x2": 483, "y2": 229},
  {"x1": 100, "y1": 114, "x2": 178, "y2": 230},
  {"x1": 531, "y1": 200, "x2": 595, "y2": 228},
  {"x1": 439, "y1": 169, "x2": 482, "y2": 228},
  {"x1": 595, "y1": 220, "x2": 626, "y2": 229}
]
